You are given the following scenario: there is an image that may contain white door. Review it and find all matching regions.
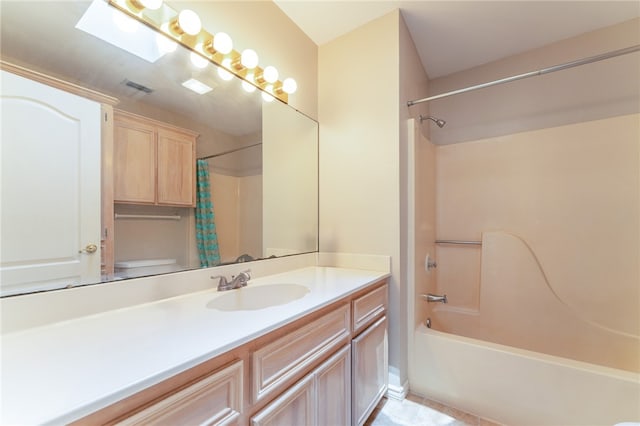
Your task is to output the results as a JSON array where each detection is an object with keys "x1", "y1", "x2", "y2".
[{"x1": 0, "y1": 70, "x2": 101, "y2": 296}]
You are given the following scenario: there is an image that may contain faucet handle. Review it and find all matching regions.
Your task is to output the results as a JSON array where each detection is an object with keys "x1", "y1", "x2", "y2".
[
  {"x1": 234, "y1": 269, "x2": 251, "y2": 283},
  {"x1": 211, "y1": 275, "x2": 228, "y2": 286}
]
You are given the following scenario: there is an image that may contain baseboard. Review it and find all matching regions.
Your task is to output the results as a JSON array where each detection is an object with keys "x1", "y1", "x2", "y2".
[{"x1": 386, "y1": 380, "x2": 409, "y2": 400}]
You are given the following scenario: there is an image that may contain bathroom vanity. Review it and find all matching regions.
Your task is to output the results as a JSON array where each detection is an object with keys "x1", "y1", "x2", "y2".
[{"x1": 1, "y1": 262, "x2": 390, "y2": 425}]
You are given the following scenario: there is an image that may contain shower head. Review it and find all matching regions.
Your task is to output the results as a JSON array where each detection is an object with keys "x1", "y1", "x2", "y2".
[{"x1": 419, "y1": 115, "x2": 446, "y2": 128}]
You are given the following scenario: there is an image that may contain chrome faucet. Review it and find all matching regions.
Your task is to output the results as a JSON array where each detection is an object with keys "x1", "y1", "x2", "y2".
[
  {"x1": 423, "y1": 293, "x2": 448, "y2": 304},
  {"x1": 212, "y1": 269, "x2": 251, "y2": 291}
]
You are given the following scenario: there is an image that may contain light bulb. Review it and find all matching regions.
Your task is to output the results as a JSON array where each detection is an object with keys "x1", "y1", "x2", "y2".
[
  {"x1": 156, "y1": 33, "x2": 177, "y2": 53},
  {"x1": 213, "y1": 32, "x2": 233, "y2": 55},
  {"x1": 262, "y1": 91, "x2": 275, "y2": 102},
  {"x1": 241, "y1": 49, "x2": 259, "y2": 69},
  {"x1": 140, "y1": 0, "x2": 163, "y2": 10},
  {"x1": 242, "y1": 81, "x2": 256, "y2": 93},
  {"x1": 217, "y1": 58, "x2": 234, "y2": 81},
  {"x1": 282, "y1": 78, "x2": 297, "y2": 94},
  {"x1": 190, "y1": 51, "x2": 208, "y2": 69},
  {"x1": 263, "y1": 66, "x2": 278, "y2": 84},
  {"x1": 178, "y1": 10, "x2": 201, "y2": 36}
]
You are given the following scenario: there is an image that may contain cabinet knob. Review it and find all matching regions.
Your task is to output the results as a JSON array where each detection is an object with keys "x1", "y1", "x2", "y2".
[{"x1": 80, "y1": 244, "x2": 98, "y2": 254}]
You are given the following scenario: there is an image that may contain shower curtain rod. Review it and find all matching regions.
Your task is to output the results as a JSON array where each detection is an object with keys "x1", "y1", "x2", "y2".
[
  {"x1": 407, "y1": 44, "x2": 640, "y2": 107},
  {"x1": 199, "y1": 142, "x2": 262, "y2": 160}
]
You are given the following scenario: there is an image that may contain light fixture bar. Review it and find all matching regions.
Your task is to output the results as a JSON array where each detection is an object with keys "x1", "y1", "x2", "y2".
[{"x1": 108, "y1": 0, "x2": 292, "y2": 103}]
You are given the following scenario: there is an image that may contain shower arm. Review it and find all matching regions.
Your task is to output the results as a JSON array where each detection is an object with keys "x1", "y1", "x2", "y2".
[{"x1": 419, "y1": 115, "x2": 446, "y2": 128}]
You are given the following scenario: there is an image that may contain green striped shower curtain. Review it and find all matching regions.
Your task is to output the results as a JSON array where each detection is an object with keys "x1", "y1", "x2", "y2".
[{"x1": 195, "y1": 159, "x2": 221, "y2": 267}]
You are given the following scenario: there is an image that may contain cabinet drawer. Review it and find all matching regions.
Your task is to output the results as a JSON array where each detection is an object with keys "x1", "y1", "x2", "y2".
[
  {"x1": 117, "y1": 360, "x2": 243, "y2": 426},
  {"x1": 352, "y1": 283, "x2": 388, "y2": 334},
  {"x1": 252, "y1": 304, "x2": 350, "y2": 403}
]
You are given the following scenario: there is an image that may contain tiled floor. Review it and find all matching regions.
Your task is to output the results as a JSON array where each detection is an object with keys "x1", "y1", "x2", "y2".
[{"x1": 364, "y1": 394, "x2": 502, "y2": 426}]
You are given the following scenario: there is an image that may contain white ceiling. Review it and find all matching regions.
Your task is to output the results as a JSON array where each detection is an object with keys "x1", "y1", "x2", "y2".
[{"x1": 274, "y1": 1, "x2": 640, "y2": 78}]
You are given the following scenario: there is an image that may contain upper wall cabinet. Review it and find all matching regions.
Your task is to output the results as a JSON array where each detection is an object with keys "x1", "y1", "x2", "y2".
[{"x1": 113, "y1": 110, "x2": 198, "y2": 207}]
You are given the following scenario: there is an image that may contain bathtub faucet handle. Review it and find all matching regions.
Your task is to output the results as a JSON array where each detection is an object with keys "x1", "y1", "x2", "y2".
[{"x1": 423, "y1": 293, "x2": 447, "y2": 303}]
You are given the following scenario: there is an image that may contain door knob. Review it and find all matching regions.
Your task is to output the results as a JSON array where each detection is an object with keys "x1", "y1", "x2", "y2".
[{"x1": 80, "y1": 244, "x2": 98, "y2": 254}]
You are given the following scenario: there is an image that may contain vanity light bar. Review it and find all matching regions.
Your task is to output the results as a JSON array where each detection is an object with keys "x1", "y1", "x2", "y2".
[{"x1": 107, "y1": 0, "x2": 296, "y2": 103}]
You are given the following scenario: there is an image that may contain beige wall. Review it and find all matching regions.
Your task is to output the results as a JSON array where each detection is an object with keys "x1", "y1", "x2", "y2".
[
  {"x1": 319, "y1": 10, "x2": 431, "y2": 391},
  {"x1": 113, "y1": 204, "x2": 193, "y2": 268},
  {"x1": 319, "y1": 10, "x2": 402, "y2": 386},
  {"x1": 433, "y1": 113, "x2": 640, "y2": 372},
  {"x1": 262, "y1": 100, "x2": 318, "y2": 257}
]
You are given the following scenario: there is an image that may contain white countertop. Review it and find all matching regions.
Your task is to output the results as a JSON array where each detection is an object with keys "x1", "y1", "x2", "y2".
[{"x1": 1, "y1": 266, "x2": 389, "y2": 425}]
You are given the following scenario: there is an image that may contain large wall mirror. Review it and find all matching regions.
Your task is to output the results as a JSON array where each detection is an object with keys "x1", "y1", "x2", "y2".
[{"x1": 0, "y1": 0, "x2": 318, "y2": 296}]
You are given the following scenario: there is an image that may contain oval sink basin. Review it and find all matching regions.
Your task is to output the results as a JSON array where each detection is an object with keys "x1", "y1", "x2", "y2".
[{"x1": 206, "y1": 283, "x2": 310, "y2": 311}]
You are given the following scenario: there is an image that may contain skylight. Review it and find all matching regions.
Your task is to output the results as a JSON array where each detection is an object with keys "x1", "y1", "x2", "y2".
[{"x1": 75, "y1": 0, "x2": 167, "y2": 63}]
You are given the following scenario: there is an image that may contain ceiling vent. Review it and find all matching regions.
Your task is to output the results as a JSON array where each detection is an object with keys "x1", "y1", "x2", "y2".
[{"x1": 123, "y1": 79, "x2": 153, "y2": 94}]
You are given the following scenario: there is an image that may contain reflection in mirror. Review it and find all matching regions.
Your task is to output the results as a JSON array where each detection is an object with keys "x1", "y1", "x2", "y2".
[{"x1": 0, "y1": 0, "x2": 318, "y2": 296}]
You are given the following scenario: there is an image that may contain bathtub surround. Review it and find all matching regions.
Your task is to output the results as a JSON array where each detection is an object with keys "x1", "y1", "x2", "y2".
[
  {"x1": 405, "y1": 17, "x2": 640, "y2": 425},
  {"x1": 434, "y1": 114, "x2": 639, "y2": 372},
  {"x1": 209, "y1": 169, "x2": 263, "y2": 264}
]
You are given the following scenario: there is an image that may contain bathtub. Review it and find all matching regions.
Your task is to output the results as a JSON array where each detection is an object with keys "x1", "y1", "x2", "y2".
[
  {"x1": 409, "y1": 324, "x2": 640, "y2": 426},
  {"x1": 406, "y1": 121, "x2": 639, "y2": 424}
]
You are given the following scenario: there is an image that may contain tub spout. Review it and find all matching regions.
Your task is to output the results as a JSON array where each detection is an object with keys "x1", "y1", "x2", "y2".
[{"x1": 423, "y1": 293, "x2": 447, "y2": 303}]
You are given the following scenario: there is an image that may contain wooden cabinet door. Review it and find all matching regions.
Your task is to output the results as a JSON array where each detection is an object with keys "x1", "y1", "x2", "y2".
[
  {"x1": 316, "y1": 345, "x2": 351, "y2": 426},
  {"x1": 251, "y1": 374, "x2": 315, "y2": 426},
  {"x1": 113, "y1": 117, "x2": 156, "y2": 204},
  {"x1": 117, "y1": 361, "x2": 243, "y2": 426},
  {"x1": 352, "y1": 316, "x2": 388, "y2": 426},
  {"x1": 157, "y1": 128, "x2": 195, "y2": 206}
]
